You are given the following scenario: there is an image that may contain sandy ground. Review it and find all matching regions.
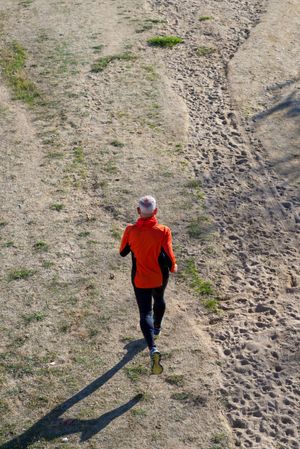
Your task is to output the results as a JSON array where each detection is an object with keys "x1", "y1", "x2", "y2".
[{"x1": 0, "y1": 0, "x2": 299, "y2": 449}]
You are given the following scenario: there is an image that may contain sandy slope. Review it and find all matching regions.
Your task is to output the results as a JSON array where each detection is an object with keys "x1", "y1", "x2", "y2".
[{"x1": 0, "y1": 0, "x2": 299, "y2": 449}]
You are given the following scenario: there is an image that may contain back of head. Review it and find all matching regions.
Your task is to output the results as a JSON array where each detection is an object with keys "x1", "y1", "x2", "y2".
[{"x1": 138, "y1": 195, "x2": 157, "y2": 217}]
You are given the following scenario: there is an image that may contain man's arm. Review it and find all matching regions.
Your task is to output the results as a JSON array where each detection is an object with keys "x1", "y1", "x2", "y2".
[
  {"x1": 162, "y1": 228, "x2": 177, "y2": 272},
  {"x1": 119, "y1": 226, "x2": 131, "y2": 257}
]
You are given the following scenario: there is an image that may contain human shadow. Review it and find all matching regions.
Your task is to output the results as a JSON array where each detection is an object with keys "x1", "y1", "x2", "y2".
[{"x1": 0, "y1": 339, "x2": 147, "y2": 449}]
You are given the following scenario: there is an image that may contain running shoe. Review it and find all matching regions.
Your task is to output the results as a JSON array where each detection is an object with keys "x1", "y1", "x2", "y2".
[
  {"x1": 150, "y1": 347, "x2": 163, "y2": 375},
  {"x1": 153, "y1": 327, "x2": 161, "y2": 339}
]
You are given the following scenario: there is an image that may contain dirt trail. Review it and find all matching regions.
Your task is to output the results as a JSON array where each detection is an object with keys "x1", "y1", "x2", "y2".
[
  {"x1": 145, "y1": 0, "x2": 300, "y2": 448},
  {"x1": 1, "y1": 1, "x2": 228, "y2": 449},
  {"x1": 0, "y1": 0, "x2": 299, "y2": 449}
]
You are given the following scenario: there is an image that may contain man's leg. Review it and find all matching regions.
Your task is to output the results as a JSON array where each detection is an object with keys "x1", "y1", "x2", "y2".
[
  {"x1": 152, "y1": 275, "x2": 168, "y2": 330},
  {"x1": 134, "y1": 287, "x2": 155, "y2": 350}
]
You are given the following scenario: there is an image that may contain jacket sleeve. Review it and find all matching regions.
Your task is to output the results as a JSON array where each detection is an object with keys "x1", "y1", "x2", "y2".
[
  {"x1": 162, "y1": 227, "x2": 176, "y2": 272},
  {"x1": 119, "y1": 226, "x2": 131, "y2": 257}
]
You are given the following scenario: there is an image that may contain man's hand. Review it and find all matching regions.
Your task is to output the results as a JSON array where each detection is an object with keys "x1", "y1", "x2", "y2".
[{"x1": 173, "y1": 264, "x2": 178, "y2": 273}]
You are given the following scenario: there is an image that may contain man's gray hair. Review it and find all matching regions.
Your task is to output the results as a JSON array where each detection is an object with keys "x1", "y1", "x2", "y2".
[{"x1": 138, "y1": 195, "x2": 157, "y2": 217}]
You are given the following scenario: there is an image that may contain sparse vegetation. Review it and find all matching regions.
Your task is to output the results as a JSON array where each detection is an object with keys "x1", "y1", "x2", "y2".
[
  {"x1": 136, "y1": 18, "x2": 164, "y2": 33},
  {"x1": 91, "y1": 52, "x2": 136, "y2": 72},
  {"x1": 197, "y1": 46, "x2": 216, "y2": 56},
  {"x1": 50, "y1": 203, "x2": 64, "y2": 211},
  {"x1": 110, "y1": 139, "x2": 124, "y2": 148},
  {"x1": 23, "y1": 311, "x2": 45, "y2": 324},
  {"x1": 147, "y1": 36, "x2": 183, "y2": 47},
  {"x1": 8, "y1": 268, "x2": 35, "y2": 281},
  {"x1": 78, "y1": 231, "x2": 90, "y2": 238},
  {"x1": 19, "y1": 0, "x2": 33, "y2": 7},
  {"x1": 42, "y1": 260, "x2": 54, "y2": 268},
  {"x1": 203, "y1": 298, "x2": 219, "y2": 313},
  {"x1": 125, "y1": 364, "x2": 147, "y2": 382},
  {"x1": 182, "y1": 259, "x2": 219, "y2": 312},
  {"x1": 131, "y1": 408, "x2": 146, "y2": 416},
  {"x1": 33, "y1": 241, "x2": 49, "y2": 252},
  {"x1": 199, "y1": 16, "x2": 213, "y2": 21},
  {"x1": 142, "y1": 64, "x2": 158, "y2": 81},
  {"x1": 0, "y1": 41, "x2": 40, "y2": 105},
  {"x1": 47, "y1": 151, "x2": 64, "y2": 159},
  {"x1": 0, "y1": 104, "x2": 9, "y2": 118},
  {"x1": 92, "y1": 44, "x2": 104, "y2": 53},
  {"x1": 111, "y1": 226, "x2": 122, "y2": 240},
  {"x1": 171, "y1": 392, "x2": 191, "y2": 401},
  {"x1": 187, "y1": 216, "x2": 212, "y2": 239},
  {"x1": 3, "y1": 241, "x2": 14, "y2": 248},
  {"x1": 73, "y1": 146, "x2": 84, "y2": 164},
  {"x1": 165, "y1": 374, "x2": 184, "y2": 387}
]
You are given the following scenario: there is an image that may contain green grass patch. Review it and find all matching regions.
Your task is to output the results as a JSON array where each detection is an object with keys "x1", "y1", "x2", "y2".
[
  {"x1": 212, "y1": 433, "x2": 227, "y2": 444},
  {"x1": 187, "y1": 216, "x2": 212, "y2": 239},
  {"x1": 165, "y1": 374, "x2": 184, "y2": 387},
  {"x1": 91, "y1": 52, "x2": 136, "y2": 73},
  {"x1": 182, "y1": 259, "x2": 219, "y2": 312},
  {"x1": 42, "y1": 260, "x2": 54, "y2": 269},
  {"x1": 8, "y1": 268, "x2": 35, "y2": 281},
  {"x1": 47, "y1": 151, "x2": 64, "y2": 159},
  {"x1": 103, "y1": 159, "x2": 118, "y2": 174},
  {"x1": 183, "y1": 259, "x2": 214, "y2": 295},
  {"x1": 50, "y1": 203, "x2": 64, "y2": 211},
  {"x1": 171, "y1": 391, "x2": 191, "y2": 401},
  {"x1": 136, "y1": 18, "x2": 164, "y2": 33},
  {"x1": 125, "y1": 364, "x2": 147, "y2": 382},
  {"x1": 131, "y1": 407, "x2": 146, "y2": 416},
  {"x1": 203, "y1": 298, "x2": 219, "y2": 313},
  {"x1": 3, "y1": 241, "x2": 14, "y2": 248},
  {"x1": 111, "y1": 226, "x2": 122, "y2": 240},
  {"x1": 92, "y1": 44, "x2": 104, "y2": 53},
  {"x1": 121, "y1": 335, "x2": 136, "y2": 343},
  {"x1": 78, "y1": 231, "x2": 90, "y2": 238},
  {"x1": 73, "y1": 146, "x2": 84, "y2": 164},
  {"x1": 199, "y1": 16, "x2": 213, "y2": 21},
  {"x1": 0, "y1": 104, "x2": 9, "y2": 118},
  {"x1": 23, "y1": 311, "x2": 45, "y2": 324},
  {"x1": 142, "y1": 64, "x2": 158, "y2": 81},
  {"x1": 0, "y1": 41, "x2": 40, "y2": 105},
  {"x1": 110, "y1": 139, "x2": 124, "y2": 148},
  {"x1": 19, "y1": 0, "x2": 33, "y2": 7},
  {"x1": 147, "y1": 36, "x2": 183, "y2": 47},
  {"x1": 33, "y1": 241, "x2": 48, "y2": 252},
  {"x1": 197, "y1": 46, "x2": 216, "y2": 56}
]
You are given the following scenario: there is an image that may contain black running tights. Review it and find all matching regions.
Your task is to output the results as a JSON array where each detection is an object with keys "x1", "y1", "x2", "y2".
[{"x1": 133, "y1": 279, "x2": 168, "y2": 350}]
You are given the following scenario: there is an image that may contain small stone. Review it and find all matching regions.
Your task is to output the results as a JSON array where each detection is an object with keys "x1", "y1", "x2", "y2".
[
  {"x1": 282, "y1": 201, "x2": 293, "y2": 210},
  {"x1": 232, "y1": 418, "x2": 248, "y2": 429}
]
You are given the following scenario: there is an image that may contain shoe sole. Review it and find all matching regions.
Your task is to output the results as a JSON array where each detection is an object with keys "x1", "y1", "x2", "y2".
[{"x1": 151, "y1": 352, "x2": 163, "y2": 375}]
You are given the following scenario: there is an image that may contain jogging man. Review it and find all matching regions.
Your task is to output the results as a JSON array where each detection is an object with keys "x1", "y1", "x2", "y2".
[{"x1": 119, "y1": 195, "x2": 177, "y2": 374}]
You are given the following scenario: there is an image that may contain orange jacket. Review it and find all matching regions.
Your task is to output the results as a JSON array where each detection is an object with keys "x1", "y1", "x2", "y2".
[{"x1": 120, "y1": 216, "x2": 176, "y2": 288}]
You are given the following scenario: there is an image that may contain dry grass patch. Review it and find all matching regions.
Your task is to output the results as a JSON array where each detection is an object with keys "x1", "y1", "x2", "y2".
[
  {"x1": 125, "y1": 364, "x2": 147, "y2": 382},
  {"x1": 197, "y1": 46, "x2": 216, "y2": 56},
  {"x1": 91, "y1": 52, "x2": 136, "y2": 73}
]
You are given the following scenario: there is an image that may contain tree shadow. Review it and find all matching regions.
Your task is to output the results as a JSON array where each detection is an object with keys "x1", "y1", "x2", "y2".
[
  {"x1": 0, "y1": 339, "x2": 147, "y2": 449},
  {"x1": 252, "y1": 89, "x2": 300, "y2": 122}
]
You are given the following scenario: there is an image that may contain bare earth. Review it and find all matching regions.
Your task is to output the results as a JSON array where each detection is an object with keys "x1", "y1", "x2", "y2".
[{"x1": 0, "y1": 1, "x2": 299, "y2": 449}]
